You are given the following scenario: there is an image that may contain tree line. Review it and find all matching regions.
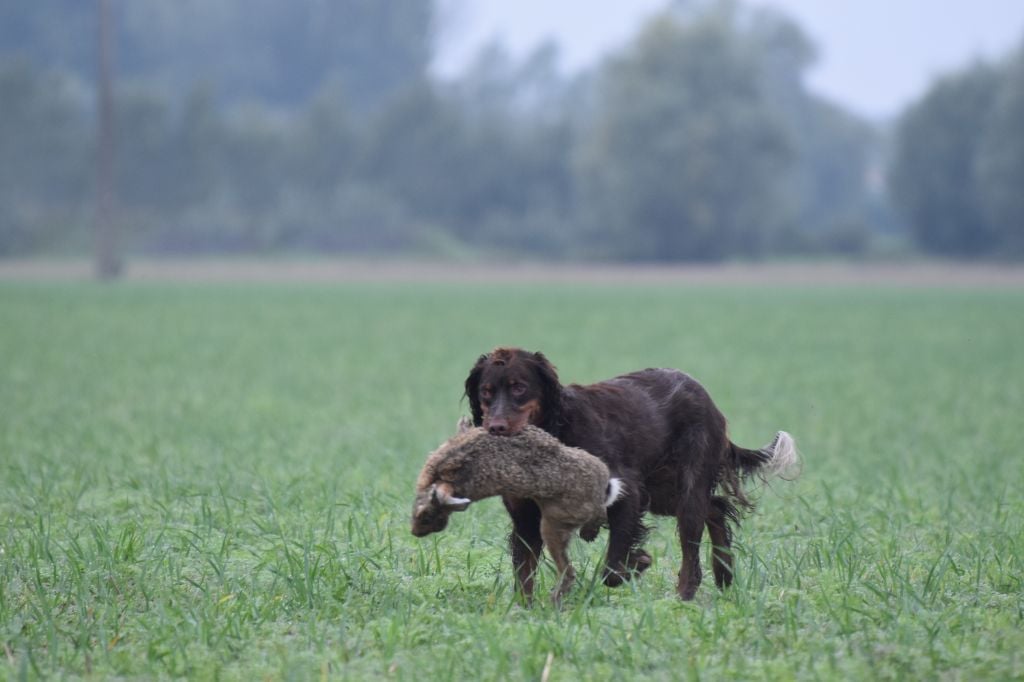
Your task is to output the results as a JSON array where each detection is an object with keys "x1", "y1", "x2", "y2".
[
  {"x1": 890, "y1": 50, "x2": 1024, "y2": 259},
  {"x1": 0, "y1": 0, "x2": 1021, "y2": 261}
]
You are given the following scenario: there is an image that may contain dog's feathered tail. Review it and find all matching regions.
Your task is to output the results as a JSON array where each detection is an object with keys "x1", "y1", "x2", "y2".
[
  {"x1": 720, "y1": 431, "x2": 800, "y2": 512},
  {"x1": 731, "y1": 431, "x2": 800, "y2": 481}
]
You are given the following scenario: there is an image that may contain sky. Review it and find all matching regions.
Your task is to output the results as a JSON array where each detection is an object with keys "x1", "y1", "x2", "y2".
[{"x1": 433, "y1": 0, "x2": 1024, "y2": 121}]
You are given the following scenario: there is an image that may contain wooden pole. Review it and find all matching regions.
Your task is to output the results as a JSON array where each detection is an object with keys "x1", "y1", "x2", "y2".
[{"x1": 95, "y1": 0, "x2": 121, "y2": 279}]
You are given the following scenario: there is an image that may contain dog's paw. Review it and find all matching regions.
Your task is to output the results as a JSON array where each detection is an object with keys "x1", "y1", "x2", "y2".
[
  {"x1": 602, "y1": 566, "x2": 626, "y2": 587},
  {"x1": 627, "y1": 549, "x2": 652, "y2": 573}
]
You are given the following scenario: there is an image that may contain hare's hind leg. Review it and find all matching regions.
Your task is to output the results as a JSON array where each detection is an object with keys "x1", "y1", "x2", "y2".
[{"x1": 540, "y1": 518, "x2": 576, "y2": 606}]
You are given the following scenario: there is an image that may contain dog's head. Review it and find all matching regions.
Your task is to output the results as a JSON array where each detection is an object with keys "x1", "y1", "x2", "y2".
[{"x1": 463, "y1": 348, "x2": 561, "y2": 436}]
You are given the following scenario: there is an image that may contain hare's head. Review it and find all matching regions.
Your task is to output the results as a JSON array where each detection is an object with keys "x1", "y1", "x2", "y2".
[{"x1": 410, "y1": 482, "x2": 470, "y2": 537}]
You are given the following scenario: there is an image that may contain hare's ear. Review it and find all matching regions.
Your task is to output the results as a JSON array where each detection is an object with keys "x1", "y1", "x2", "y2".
[
  {"x1": 446, "y1": 497, "x2": 471, "y2": 511},
  {"x1": 434, "y1": 482, "x2": 471, "y2": 511}
]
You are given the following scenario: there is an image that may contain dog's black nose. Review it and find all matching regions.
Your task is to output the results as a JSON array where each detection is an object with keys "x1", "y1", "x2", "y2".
[{"x1": 488, "y1": 420, "x2": 509, "y2": 436}]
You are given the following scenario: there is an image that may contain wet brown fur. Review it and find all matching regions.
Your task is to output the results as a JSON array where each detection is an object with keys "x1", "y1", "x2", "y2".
[{"x1": 464, "y1": 347, "x2": 796, "y2": 601}]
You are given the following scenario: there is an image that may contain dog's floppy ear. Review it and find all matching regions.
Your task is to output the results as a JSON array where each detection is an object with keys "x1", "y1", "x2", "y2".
[
  {"x1": 463, "y1": 353, "x2": 489, "y2": 427},
  {"x1": 532, "y1": 351, "x2": 563, "y2": 433}
]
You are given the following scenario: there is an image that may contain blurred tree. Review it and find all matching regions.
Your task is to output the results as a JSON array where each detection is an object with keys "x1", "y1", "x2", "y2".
[
  {"x1": 118, "y1": 0, "x2": 434, "y2": 112},
  {"x1": 444, "y1": 41, "x2": 576, "y2": 253},
  {"x1": 1, "y1": 0, "x2": 435, "y2": 113},
  {"x1": 575, "y1": 6, "x2": 792, "y2": 261},
  {"x1": 0, "y1": 1, "x2": 94, "y2": 75},
  {"x1": 0, "y1": 59, "x2": 90, "y2": 255},
  {"x1": 357, "y1": 68, "x2": 576, "y2": 257},
  {"x1": 290, "y1": 82, "x2": 355, "y2": 194},
  {"x1": 748, "y1": 8, "x2": 884, "y2": 251},
  {"x1": 453, "y1": 40, "x2": 569, "y2": 124},
  {"x1": 977, "y1": 44, "x2": 1024, "y2": 257},
  {"x1": 357, "y1": 83, "x2": 466, "y2": 224},
  {"x1": 889, "y1": 63, "x2": 1002, "y2": 257},
  {"x1": 114, "y1": 86, "x2": 222, "y2": 213}
]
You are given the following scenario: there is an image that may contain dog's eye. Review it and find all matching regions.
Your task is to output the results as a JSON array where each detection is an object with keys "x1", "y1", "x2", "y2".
[
  {"x1": 480, "y1": 387, "x2": 493, "y2": 401},
  {"x1": 510, "y1": 383, "x2": 527, "y2": 397}
]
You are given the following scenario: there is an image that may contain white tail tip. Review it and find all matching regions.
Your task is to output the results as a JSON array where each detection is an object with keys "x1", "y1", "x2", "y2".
[
  {"x1": 763, "y1": 431, "x2": 800, "y2": 480},
  {"x1": 605, "y1": 478, "x2": 625, "y2": 507}
]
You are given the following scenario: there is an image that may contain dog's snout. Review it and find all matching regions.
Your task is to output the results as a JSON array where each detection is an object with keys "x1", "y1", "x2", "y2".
[{"x1": 488, "y1": 419, "x2": 509, "y2": 436}]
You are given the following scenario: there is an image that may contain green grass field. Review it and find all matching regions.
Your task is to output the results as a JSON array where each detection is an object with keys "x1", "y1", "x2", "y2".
[{"x1": 1, "y1": 282, "x2": 1022, "y2": 680}]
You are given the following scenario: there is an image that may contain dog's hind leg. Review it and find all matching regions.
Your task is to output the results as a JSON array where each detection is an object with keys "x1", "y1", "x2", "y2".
[
  {"x1": 676, "y1": 491, "x2": 709, "y2": 600},
  {"x1": 707, "y1": 496, "x2": 736, "y2": 589}
]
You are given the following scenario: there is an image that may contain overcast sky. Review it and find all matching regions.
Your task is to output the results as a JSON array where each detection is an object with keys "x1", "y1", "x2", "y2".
[{"x1": 433, "y1": 0, "x2": 1024, "y2": 121}]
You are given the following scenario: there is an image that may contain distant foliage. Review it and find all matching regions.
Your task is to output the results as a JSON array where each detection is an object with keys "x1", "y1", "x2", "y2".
[
  {"x1": 0, "y1": 0, "x2": 433, "y2": 112},
  {"x1": 889, "y1": 64, "x2": 1003, "y2": 257},
  {"x1": 0, "y1": 0, "x2": 93, "y2": 77},
  {"x1": 890, "y1": 43, "x2": 1024, "y2": 259},
  {"x1": 576, "y1": 10, "x2": 794, "y2": 261},
  {"x1": 977, "y1": 48, "x2": 1024, "y2": 257},
  {"x1": 5, "y1": 0, "x2": 1020, "y2": 260},
  {"x1": 749, "y1": 9, "x2": 889, "y2": 253},
  {"x1": 0, "y1": 60, "x2": 90, "y2": 255}
]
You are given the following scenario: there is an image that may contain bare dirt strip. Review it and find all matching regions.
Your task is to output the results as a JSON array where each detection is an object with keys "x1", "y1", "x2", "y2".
[{"x1": 2, "y1": 258, "x2": 1024, "y2": 287}]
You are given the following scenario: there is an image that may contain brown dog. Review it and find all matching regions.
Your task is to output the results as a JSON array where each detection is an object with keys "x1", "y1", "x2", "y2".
[{"x1": 465, "y1": 348, "x2": 797, "y2": 600}]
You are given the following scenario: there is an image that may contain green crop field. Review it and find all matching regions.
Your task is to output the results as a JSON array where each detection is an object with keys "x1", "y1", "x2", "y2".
[{"x1": 1, "y1": 282, "x2": 1022, "y2": 680}]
